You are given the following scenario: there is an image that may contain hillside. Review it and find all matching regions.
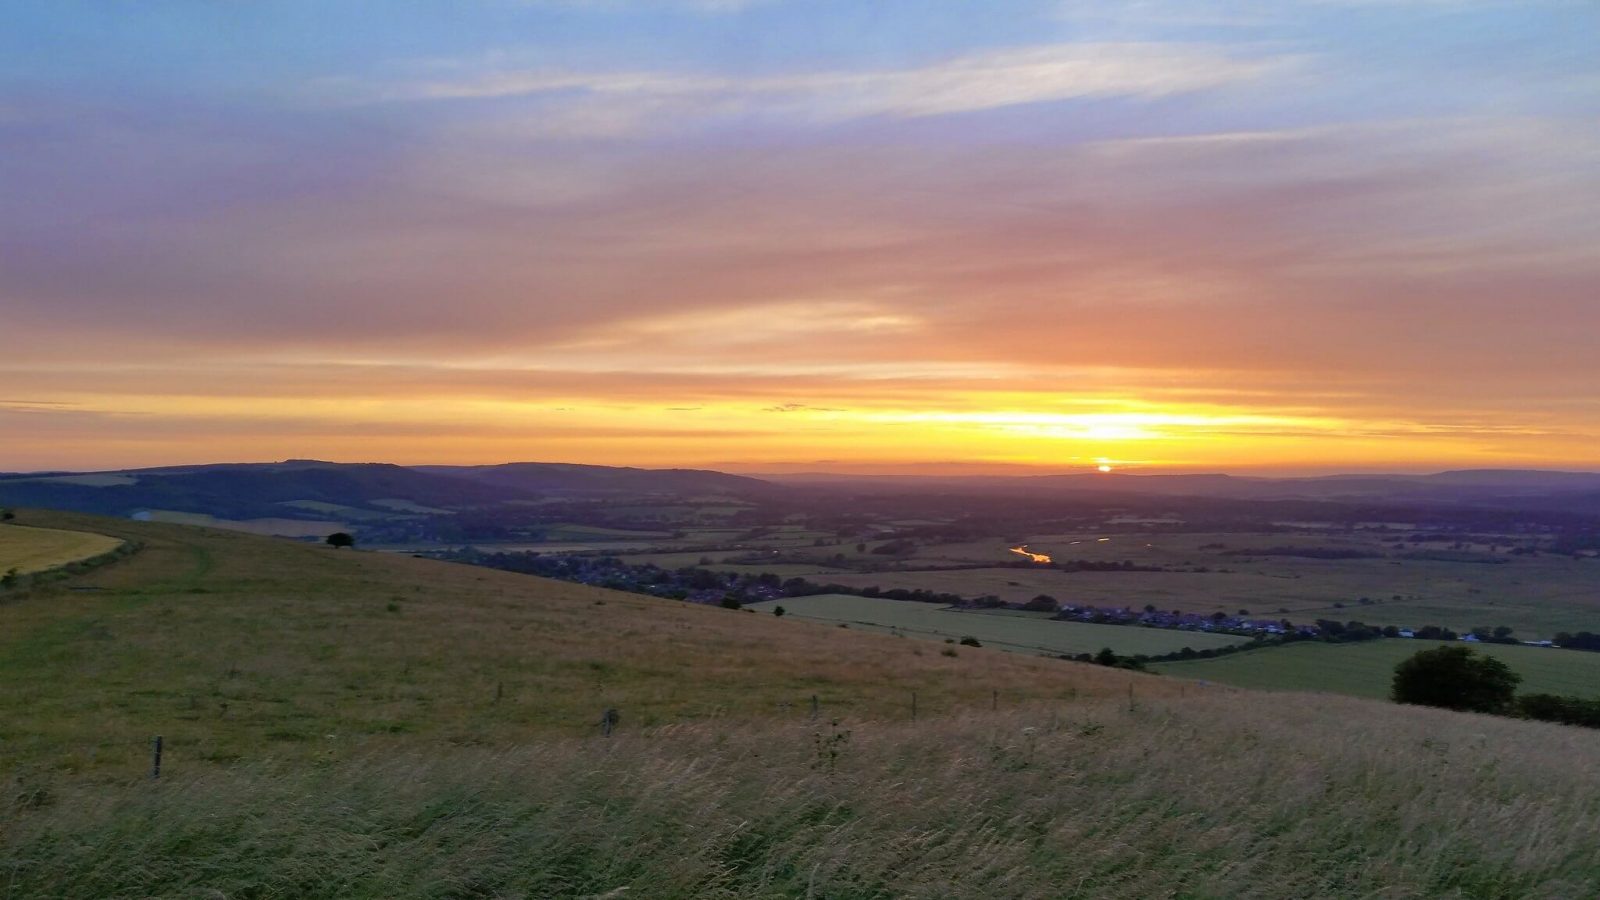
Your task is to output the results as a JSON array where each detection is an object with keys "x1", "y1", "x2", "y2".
[
  {"x1": 0, "y1": 461, "x2": 521, "y2": 521},
  {"x1": 416, "y1": 461, "x2": 776, "y2": 497},
  {"x1": 2, "y1": 510, "x2": 1598, "y2": 897}
]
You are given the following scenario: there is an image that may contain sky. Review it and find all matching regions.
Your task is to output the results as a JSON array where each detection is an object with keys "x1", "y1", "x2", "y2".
[{"x1": 3, "y1": 1, "x2": 1598, "y2": 475}]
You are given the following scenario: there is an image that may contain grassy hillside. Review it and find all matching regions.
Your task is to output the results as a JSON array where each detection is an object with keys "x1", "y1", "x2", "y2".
[
  {"x1": 3, "y1": 510, "x2": 1599, "y2": 897},
  {"x1": 0, "y1": 524, "x2": 123, "y2": 575},
  {"x1": 0, "y1": 509, "x2": 1160, "y2": 777},
  {"x1": 1153, "y1": 638, "x2": 1600, "y2": 700}
]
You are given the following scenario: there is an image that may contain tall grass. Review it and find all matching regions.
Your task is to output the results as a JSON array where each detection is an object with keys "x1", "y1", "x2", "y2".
[{"x1": 6, "y1": 692, "x2": 1598, "y2": 898}]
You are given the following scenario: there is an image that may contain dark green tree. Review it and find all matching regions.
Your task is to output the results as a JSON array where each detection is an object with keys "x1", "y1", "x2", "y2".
[
  {"x1": 1094, "y1": 647, "x2": 1118, "y2": 667},
  {"x1": 1392, "y1": 645, "x2": 1520, "y2": 713},
  {"x1": 325, "y1": 532, "x2": 355, "y2": 549}
]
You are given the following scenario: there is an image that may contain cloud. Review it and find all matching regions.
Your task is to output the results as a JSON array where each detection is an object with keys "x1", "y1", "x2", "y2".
[{"x1": 355, "y1": 41, "x2": 1284, "y2": 134}]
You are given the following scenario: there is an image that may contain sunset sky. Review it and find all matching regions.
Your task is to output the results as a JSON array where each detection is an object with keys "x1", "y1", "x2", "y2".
[{"x1": 4, "y1": 1, "x2": 1598, "y2": 474}]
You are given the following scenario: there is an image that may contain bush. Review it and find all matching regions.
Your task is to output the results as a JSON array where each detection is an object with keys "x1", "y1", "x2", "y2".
[
  {"x1": 772, "y1": 605, "x2": 786, "y2": 617},
  {"x1": 1515, "y1": 693, "x2": 1600, "y2": 729},
  {"x1": 325, "y1": 532, "x2": 355, "y2": 549},
  {"x1": 720, "y1": 596, "x2": 742, "y2": 610},
  {"x1": 1392, "y1": 646, "x2": 1520, "y2": 713},
  {"x1": 958, "y1": 636, "x2": 982, "y2": 647}
]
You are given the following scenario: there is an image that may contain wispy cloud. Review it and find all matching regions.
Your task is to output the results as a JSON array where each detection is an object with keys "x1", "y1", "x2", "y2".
[{"x1": 348, "y1": 42, "x2": 1284, "y2": 133}]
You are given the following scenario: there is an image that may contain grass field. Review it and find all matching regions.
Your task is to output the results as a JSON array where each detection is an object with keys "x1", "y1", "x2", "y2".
[
  {"x1": 746, "y1": 594, "x2": 1248, "y2": 657},
  {"x1": 0, "y1": 524, "x2": 123, "y2": 575},
  {"x1": 5, "y1": 510, "x2": 1600, "y2": 897},
  {"x1": 1152, "y1": 639, "x2": 1600, "y2": 700},
  {"x1": 824, "y1": 531, "x2": 1600, "y2": 639},
  {"x1": 0, "y1": 510, "x2": 1171, "y2": 778},
  {"x1": 137, "y1": 509, "x2": 344, "y2": 537}
]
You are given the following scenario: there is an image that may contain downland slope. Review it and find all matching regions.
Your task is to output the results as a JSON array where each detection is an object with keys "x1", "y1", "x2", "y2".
[{"x1": 2, "y1": 510, "x2": 1597, "y2": 898}]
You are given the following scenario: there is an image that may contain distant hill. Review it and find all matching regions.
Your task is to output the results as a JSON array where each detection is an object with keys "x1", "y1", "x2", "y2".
[
  {"x1": 0, "y1": 460, "x2": 519, "y2": 521},
  {"x1": 0, "y1": 459, "x2": 779, "y2": 525},
  {"x1": 414, "y1": 461, "x2": 777, "y2": 497}
]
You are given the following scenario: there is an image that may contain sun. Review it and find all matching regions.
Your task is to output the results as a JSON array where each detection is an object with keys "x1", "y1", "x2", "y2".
[{"x1": 1097, "y1": 463, "x2": 1114, "y2": 473}]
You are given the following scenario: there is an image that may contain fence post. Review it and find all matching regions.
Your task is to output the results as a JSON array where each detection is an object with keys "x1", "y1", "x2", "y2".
[
  {"x1": 601, "y1": 708, "x2": 618, "y2": 737},
  {"x1": 911, "y1": 691, "x2": 917, "y2": 722},
  {"x1": 150, "y1": 735, "x2": 163, "y2": 780},
  {"x1": 810, "y1": 694, "x2": 818, "y2": 721},
  {"x1": 992, "y1": 689, "x2": 998, "y2": 711}
]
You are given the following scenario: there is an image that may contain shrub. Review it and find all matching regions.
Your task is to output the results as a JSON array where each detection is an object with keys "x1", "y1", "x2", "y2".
[
  {"x1": 720, "y1": 596, "x2": 742, "y2": 610},
  {"x1": 772, "y1": 605, "x2": 786, "y2": 617},
  {"x1": 1392, "y1": 645, "x2": 1520, "y2": 713},
  {"x1": 958, "y1": 636, "x2": 981, "y2": 647}
]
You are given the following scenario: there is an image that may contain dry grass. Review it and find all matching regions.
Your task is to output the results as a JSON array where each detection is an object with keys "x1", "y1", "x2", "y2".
[
  {"x1": 5, "y1": 509, "x2": 1599, "y2": 898},
  {"x1": 0, "y1": 524, "x2": 123, "y2": 576},
  {"x1": 5, "y1": 694, "x2": 1598, "y2": 898},
  {"x1": 0, "y1": 510, "x2": 1171, "y2": 778}
]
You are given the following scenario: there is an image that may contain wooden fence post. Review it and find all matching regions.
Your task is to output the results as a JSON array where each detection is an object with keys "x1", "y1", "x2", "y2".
[
  {"x1": 150, "y1": 735, "x2": 163, "y2": 780},
  {"x1": 810, "y1": 694, "x2": 818, "y2": 721},
  {"x1": 911, "y1": 691, "x2": 917, "y2": 722}
]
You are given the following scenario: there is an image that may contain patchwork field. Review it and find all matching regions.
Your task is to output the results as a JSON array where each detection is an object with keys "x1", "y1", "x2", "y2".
[
  {"x1": 745, "y1": 593, "x2": 1248, "y2": 657},
  {"x1": 0, "y1": 524, "x2": 123, "y2": 575},
  {"x1": 1152, "y1": 639, "x2": 1600, "y2": 700},
  {"x1": 821, "y1": 531, "x2": 1600, "y2": 639}
]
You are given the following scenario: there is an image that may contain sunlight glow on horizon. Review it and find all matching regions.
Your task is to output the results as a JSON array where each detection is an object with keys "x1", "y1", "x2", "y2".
[{"x1": 2, "y1": 3, "x2": 1596, "y2": 474}]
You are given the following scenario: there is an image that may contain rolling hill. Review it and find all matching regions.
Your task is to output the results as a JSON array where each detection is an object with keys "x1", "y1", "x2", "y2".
[{"x1": 2, "y1": 509, "x2": 1598, "y2": 897}]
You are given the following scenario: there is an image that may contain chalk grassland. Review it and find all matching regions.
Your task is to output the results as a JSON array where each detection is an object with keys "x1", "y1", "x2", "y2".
[
  {"x1": 0, "y1": 524, "x2": 123, "y2": 575},
  {"x1": 7, "y1": 695, "x2": 1600, "y2": 898},
  {"x1": 1153, "y1": 639, "x2": 1600, "y2": 700},
  {"x1": 816, "y1": 531, "x2": 1600, "y2": 638},
  {"x1": 0, "y1": 510, "x2": 1171, "y2": 778},
  {"x1": 5, "y1": 510, "x2": 1600, "y2": 897},
  {"x1": 746, "y1": 594, "x2": 1247, "y2": 657}
]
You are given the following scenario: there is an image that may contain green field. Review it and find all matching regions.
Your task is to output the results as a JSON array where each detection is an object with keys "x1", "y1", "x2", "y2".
[
  {"x1": 0, "y1": 524, "x2": 123, "y2": 574},
  {"x1": 1153, "y1": 639, "x2": 1600, "y2": 700},
  {"x1": 6, "y1": 510, "x2": 1600, "y2": 897},
  {"x1": 746, "y1": 593, "x2": 1248, "y2": 657},
  {"x1": 137, "y1": 509, "x2": 344, "y2": 537}
]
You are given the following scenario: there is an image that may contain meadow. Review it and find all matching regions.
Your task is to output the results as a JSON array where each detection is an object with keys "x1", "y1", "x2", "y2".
[
  {"x1": 0, "y1": 523, "x2": 124, "y2": 575},
  {"x1": 6, "y1": 509, "x2": 1600, "y2": 897},
  {"x1": 1152, "y1": 639, "x2": 1600, "y2": 700},
  {"x1": 745, "y1": 593, "x2": 1247, "y2": 657}
]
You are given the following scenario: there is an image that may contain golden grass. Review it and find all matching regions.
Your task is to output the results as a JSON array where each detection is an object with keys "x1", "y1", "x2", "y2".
[
  {"x1": 4, "y1": 509, "x2": 1598, "y2": 897},
  {"x1": 5, "y1": 694, "x2": 1598, "y2": 897},
  {"x1": 0, "y1": 523, "x2": 123, "y2": 575},
  {"x1": 0, "y1": 509, "x2": 1175, "y2": 778}
]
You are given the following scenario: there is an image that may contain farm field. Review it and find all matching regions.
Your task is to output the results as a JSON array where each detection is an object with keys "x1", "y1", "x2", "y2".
[
  {"x1": 744, "y1": 593, "x2": 1248, "y2": 657},
  {"x1": 135, "y1": 509, "x2": 343, "y2": 537},
  {"x1": 824, "y1": 532, "x2": 1600, "y2": 639},
  {"x1": 0, "y1": 524, "x2": 122, "y2": 574},
  {"x1": 1152, "y1": 639, "x2": 1600, "y2": 700}
]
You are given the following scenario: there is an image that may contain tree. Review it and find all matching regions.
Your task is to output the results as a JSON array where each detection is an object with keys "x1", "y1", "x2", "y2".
[
  {"x1": 772, "y1": 605, "x2": 786, "y2": 617},
  {"x1": 0, "y1": 508, "x2": 14, "y2": 521},
  {"x1": 1022, "y1": 594, "x2": 1059, "y2": 613},
  {"x1": 1094, "y1": 647, "x2": 1118, "y2": 667},
  {"x1": 325, "y1": 532, "x2": 355, "y2": 549},
  {"x1": 720, "y1": 595, "x2": 742, "y2": 610},
  {"x1": 1392, "y1": 645, "x2": 1520, "y2": 713}
]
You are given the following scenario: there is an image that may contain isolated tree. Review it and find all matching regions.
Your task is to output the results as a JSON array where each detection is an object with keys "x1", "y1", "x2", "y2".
[
  {"x1": 1094, "y1": 647, "x2": 1118, "y2": 667},
  {"x1": 1392, "y1": 645, "x2": 1520, "y2": 713},
  {"x1": 720, "y1": 595, "x2": 742, "y2": 610},
  {"x1": 325, "y1": 532, "x2": 355, "y2": 549},
  {"x1": 0, "y1": 508, "x2": 14, "y2": 521},
  {"x1": 772, "y1": 605, "x2": 786, "y2": 617}
]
